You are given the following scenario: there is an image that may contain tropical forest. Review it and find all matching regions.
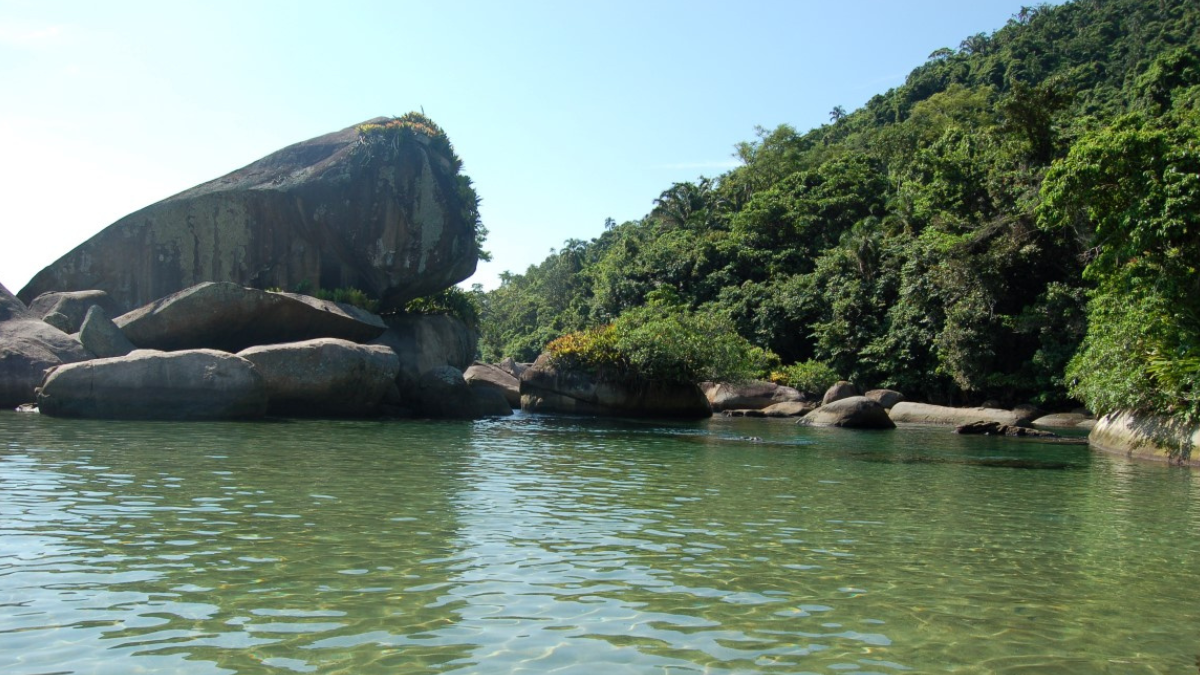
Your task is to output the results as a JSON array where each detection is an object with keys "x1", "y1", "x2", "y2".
[{"x1": 477, "y1": 0, "x2": 1200, "y2": 431}]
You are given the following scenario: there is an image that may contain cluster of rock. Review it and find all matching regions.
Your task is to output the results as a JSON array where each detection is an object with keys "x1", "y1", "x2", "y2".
[{"x1": 3, "y1": 281, "x2": 509, "y2": 421}]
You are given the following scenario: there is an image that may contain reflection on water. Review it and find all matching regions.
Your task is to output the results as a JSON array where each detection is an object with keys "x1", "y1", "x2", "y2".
[{"x1": 1, "y1": 412, "x2": 1199, "y2": 674}]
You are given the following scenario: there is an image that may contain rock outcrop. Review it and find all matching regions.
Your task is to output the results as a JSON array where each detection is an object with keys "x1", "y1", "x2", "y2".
[
  {"x1": 464, "y1": 362, "x2": 521, "y2": 409},
  {"x1": 37, "y1": 349, "x2": 267, "y2": 420},
  {"x1": 822, "y1": 381, "x2": 860, "y2": 406},
  {"x1": 371, "y1": 313, "x2": 477, "y2": 390},
  {"x1": 77, "y1": 305, "x2": 135, "y2": 358},
  {"x1": 760, "y1": 401, "x2": 819, "y2": 417},
  {"x1": 955, "y1": 421, "x2": 1058, "y2": 437},
  {"x1": 20, "y1": 115, "x2": 480, "y2": 312},
  {"x1": 703, "y1": 380, "x2": 805, "y2": 412},
  {"x1": 1089, "y1": 410, "x2": 1200, "y2": 466},
  {"x1": 415, "y1": 365, "x2": 480, "y2": 419},
  {"x1": 864, "y1": 389, "x2": 904, "y2": 410},
  {"x1": 28, "y1": 290, "x2": 123, "y2": 332},
  {"x1": 115, "y1": 282, "x2": 386, "y2": 352},
  {"x1": 0, "y1": 283, "x2": 93, "y2": 407},
  {"x1": 888, "y1": 402, "x2": 1034, "y2": 427},
  {"x1": 238, "y1": 338, "x2": 400, "y2": 417},
  {"x1": 521, "y1": 354, "x2": 712, "y2": 419},
  {"x1": 801, "y1": 396, "x2": 895, "y2": 429},
  {"x1": 1033, "y1": 412, "x2": 1096, "y2": 429}
]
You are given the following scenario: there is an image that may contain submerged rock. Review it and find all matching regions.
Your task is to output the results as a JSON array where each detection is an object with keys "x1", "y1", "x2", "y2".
[
  {"x1": 37, "y1": 349, "x2": 267, "y2": 420},
  {"x1": 955, "y1": 421, "x2": 1058, "y2": 438},
  {"x1": 20, "y1": 116, "x2": 480, "y2": 312},
  {"x1": 115, "y1": 282, "x2": 386, "y2": 353}
]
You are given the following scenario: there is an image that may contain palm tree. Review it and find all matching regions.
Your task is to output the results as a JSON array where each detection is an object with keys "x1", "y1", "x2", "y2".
[{"x1": 829, "y1": 105, "x2": 847, "y2": 123}]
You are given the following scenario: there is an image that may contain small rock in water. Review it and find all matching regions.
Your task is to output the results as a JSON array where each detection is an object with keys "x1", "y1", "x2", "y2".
[{"x1": 14, "y1": 403, "x2": 38, "y2": 413}]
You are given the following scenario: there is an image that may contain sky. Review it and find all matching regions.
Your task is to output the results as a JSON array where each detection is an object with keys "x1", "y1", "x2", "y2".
[{"x1": 1, "y1": 0, "x2": 1033, "y2": 295}]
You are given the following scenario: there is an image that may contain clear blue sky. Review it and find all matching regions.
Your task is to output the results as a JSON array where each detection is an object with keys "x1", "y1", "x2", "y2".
[{"x1": 1, "y1": 0, "x2": 1035, "y2": 295}]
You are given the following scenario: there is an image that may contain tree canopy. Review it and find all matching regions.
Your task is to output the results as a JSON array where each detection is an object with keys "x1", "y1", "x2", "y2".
[{"x1": 480, "y1": 0, "x2": 1200, "y2": 421}]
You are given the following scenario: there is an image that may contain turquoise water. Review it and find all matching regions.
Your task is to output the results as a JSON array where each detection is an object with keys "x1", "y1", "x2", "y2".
[{"x1": 1, "y1": 411, "x2": 1198, "y2": 674}]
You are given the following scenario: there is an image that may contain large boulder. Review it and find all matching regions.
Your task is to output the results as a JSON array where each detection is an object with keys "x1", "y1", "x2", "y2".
[
  {"x1": 889, "y1": 402, "x2": 1034, "y2": 427},
  {"x1": 77, "y1": 305, "x2": 136, "y2": 358},
  {"x1": 238, "y1": 338, "x2": 400, "y2": 417},
  {"x1": 703, "y1": 380, "x2": 805, "y2": 412},
  {"x1": 371, "y1": 313, "x2": 477, "y2": 389},
  {"x1": 415, "y1": 365, "x2": 480, "y2": 419},
  {"x1": 114, "y1": 282, "x2": 386, "y2": 352},
  {"x1": 822, "y1": 381, "x2": 860, "y2": 406},
  {"x1": 760, "y1": 401, "x2": 819, "y2": 418},
  {"x1": 20, "y1": 116, "x2": 480, "y2": 312},
  {"x1": 464, "y1": 362, "x2": 520, "y2": 409},
  {"x1": 520, "y1": 354, "x2": 712, "y2": 419},
  {"x1": 1033, "y1": 412, "x2": 1096, "y2": 429},
  {"x1": 0, "y1": 283, "x2": 93, "y2": 407},
  {"x1": 864, "y1": 389, "x2": 904, "y2": 410},
  {"x1": 28, "y1": 290, "x2": 124, "y2": 333},
  {"x1": 472, "y1": 387, "x2": 515, "y2": 418},
  {"x1": 1089, "y1": 410, "x2": 1200, "y2": 466},
  {"x1": 801, "y1": 396, "x2": 895, "y2": 429},
  {"x1": 37, "y1": 349, "x2": 267, "y2": 420}
]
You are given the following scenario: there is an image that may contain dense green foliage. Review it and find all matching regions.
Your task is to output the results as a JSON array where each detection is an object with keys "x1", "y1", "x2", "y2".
[
  {"x1": 546, "y1": 298, "x2": 772, "y2": 385},
  {"x1": 482, "y1": 0, "x2": 1200, "y2": 417},
  {"x1": 403, "y1": 286, "x2": 483, "y2": 331}
]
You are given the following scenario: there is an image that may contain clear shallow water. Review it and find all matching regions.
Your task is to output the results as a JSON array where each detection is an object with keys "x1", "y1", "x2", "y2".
[{"x1": 1, "y1": 412, "x2": 1198, "y2": 674}]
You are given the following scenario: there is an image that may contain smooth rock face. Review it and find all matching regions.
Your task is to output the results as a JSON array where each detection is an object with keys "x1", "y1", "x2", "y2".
[
  {"x1": 37, "y1": 349, "x2": 267, "y2": 420},
  {"x1": 238, "y1": 339, "x2": 400, "y2": 417},
  {"x1": 704, "y1": 380, "x2": 804, "y2": 412},
  {"x1": 822, "y1": 381, "x2": 860, "y2": 406},
  {"x1": 371, "y1": 314, "x2": 477, "y2": 389},
  {"x1": 520, "y1": 354, "x2": 712, "y2": 419},
  {"x1": 1033, "y1": 412, "x2": 1096, "y2": 428},
  {"x1": 28, "y1": 290, "x2": 123, "y2": 333},
  {"x1": 78, "y1": 305, "x2": 135, "y2": 358},
  {"x1": 115, "y1": 282, "x2": 386, "y2": 353},
  {"x1": 888, "y1": 402, "x2": 1033, "y2": 427},
  {"x1": 760, "y1": 401, "x2": 819, "y2": 418},
  {"x1": 0, "y1": 283, "x2": 93, "y2": 408},
  {"x1": 20, "y1": 119, "x2": 478, "y2": 312},
  {"x1": 464, "y1": 362, "x2": 520, "y2": 409},
  {"x1": 1089, "y1": 410, "x2": 1200, "y2": 465},
  {"x1": 802, "y1": 396, "x2": 895, "y2": 429},
  {"x1": 498, "y1": 357, "x2": 529, "y2": 380},
  {"x1": 864, "y1": 389, "x2": 904, "y2": 410}
]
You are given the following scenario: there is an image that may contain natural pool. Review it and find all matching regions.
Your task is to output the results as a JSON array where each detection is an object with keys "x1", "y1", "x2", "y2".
[{"x1": 1, "y1": 411, "x2": 1198, "y2": 674}]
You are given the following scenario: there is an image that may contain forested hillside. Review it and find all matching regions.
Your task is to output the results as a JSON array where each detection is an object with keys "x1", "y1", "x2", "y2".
[{"x1": 480, "y1": 0, "x2": 1200, "y2": 421}]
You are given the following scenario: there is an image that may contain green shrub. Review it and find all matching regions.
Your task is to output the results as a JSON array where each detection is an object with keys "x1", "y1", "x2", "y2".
[
  {"x1": 547, "y1": 306, "x2": 774, "y2": 384},
  {"x1": 315, "y1": 287, "x2": 380, "y2": 314},
  {"x1": 404, "y1": 287, "x2": 481, "y2": 331},
  {"x1": 769, "y1": 360, "x2": 841, "y2": 395}
]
